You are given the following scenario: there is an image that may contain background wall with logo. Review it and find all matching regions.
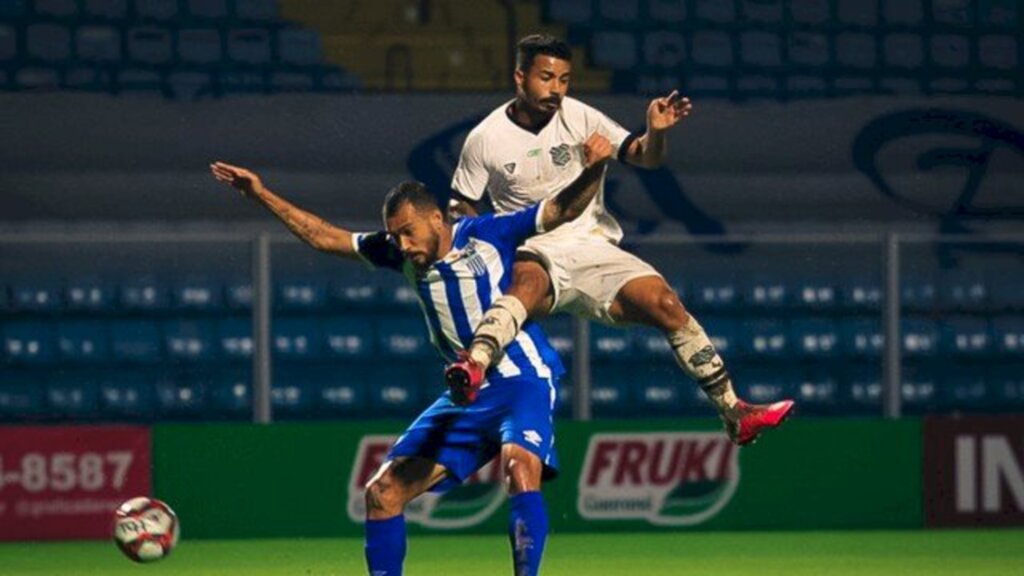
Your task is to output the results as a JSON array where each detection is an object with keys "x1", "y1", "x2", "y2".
[{"x1": 152, "y1": 418, "x2": 922, "y2": 539}]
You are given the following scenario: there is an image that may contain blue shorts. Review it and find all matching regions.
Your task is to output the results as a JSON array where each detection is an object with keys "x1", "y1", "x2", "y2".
[{"x1": 388, "y1": 374, "x2": 560, "y2": 492}]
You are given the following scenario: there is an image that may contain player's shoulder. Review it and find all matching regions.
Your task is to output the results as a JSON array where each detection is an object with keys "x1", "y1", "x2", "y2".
[
  {"x1": 466, "y1": 100, "x2": 516, "y2": 140},
  {"x1": 560, "y1": 95, "x2": 602, "y2": 117}
]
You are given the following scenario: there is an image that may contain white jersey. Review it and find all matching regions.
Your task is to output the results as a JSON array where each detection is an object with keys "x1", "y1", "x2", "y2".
[{"x1": 451, "y1": 96, "x2": 633, "y2": 243}]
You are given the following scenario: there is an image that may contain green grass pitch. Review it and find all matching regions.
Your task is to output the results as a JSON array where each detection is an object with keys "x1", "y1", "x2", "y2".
[{"x1": 1, "y1": 530, "x2": 1021, "y2": 575}]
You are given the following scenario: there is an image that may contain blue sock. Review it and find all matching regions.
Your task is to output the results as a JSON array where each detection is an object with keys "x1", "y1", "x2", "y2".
[
  {"x1": 508, "y1": 491, "x2": 548, "y2": 576},
  {"x1": 365, "y1": 515, "x2": 406, "y2": 576}
]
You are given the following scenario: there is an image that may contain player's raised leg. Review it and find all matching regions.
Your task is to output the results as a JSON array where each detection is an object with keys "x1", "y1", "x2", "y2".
[
  {"x1": 609, "y1": 275, "x2": 794, "y2": 445},
  {"x1": 502, "y1": 440, "x2": 548, "y2": 575},
  {"x1": 363, "y1": 457, "x2": 450, "y2": 576}
]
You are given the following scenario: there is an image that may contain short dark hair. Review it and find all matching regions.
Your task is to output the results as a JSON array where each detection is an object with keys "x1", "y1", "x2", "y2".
[
  {"x1": 516, "y1": 34, "x2": 572, "y2": 72},
  {"x1": 382, "y1": 181, "x2": 443, "y2": 219}
]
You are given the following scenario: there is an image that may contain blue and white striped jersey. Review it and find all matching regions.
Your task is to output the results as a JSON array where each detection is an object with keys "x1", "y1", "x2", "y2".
[{"x1": 353, "y1": 203, "x2": 565, "y2": 384}]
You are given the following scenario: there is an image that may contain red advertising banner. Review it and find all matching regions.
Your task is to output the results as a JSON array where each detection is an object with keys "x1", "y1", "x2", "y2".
[
  {"x1": 924, "y1": 415, "x2": 1024, "y2": 528},
  {"x1": 0, "y1": 426, "x2": 151, "y2": 540}
]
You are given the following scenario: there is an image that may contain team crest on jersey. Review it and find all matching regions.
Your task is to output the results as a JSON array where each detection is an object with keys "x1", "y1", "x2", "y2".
[
  {"x1": 504, "y1": 162, "x2": 516, "y2": 174},
  {"x1": 549, "y1": 143, "x2": 572, "y2": 167}
]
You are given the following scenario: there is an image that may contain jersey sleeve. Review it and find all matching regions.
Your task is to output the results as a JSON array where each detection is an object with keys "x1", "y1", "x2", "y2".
[
  {"x1": 463, "y1": 202, "x2": 545, "y2": 249},
  {"x1": 352, "y1": 231, "x2": 404, "y2": 271},
  {"x1": 582, "y1": 104, "x2": 636, "y2": 163},
  {"x1": 451, "y1": 130, "x2": 490, "y2": 202}
]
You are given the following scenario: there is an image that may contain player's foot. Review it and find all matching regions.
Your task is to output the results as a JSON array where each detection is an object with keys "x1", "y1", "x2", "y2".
[
  {"x1": 723, "y1": 399, "x2": 795, "y2": 446},
  {"x1": 445, "y1": 353, "x2": 485, "y2": 406}
]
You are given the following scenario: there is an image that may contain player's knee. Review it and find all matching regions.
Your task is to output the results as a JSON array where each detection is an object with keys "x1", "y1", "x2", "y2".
[
  {"x1": 364, "y1": 475, "x2": 405, "y2": 517},
  {"x1": 503, "y1": 450, "x2": 542, "y2": 495},
  {"x1": 511, "y1": 261, "x2": 552, "y2": 304}
]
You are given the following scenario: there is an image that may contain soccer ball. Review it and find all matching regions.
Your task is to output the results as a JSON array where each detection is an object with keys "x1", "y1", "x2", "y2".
[{"x1": 112, "y1": 497, "x2": 180, "y2": 563}]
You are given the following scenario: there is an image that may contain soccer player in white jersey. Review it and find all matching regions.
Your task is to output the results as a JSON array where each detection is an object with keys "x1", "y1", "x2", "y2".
[
  {"x1": 446, "y1": 34, "x2": 793, "y2": 445},
  {"x1": 210, "y1": 132, "x2": 612, "y2": 576}
]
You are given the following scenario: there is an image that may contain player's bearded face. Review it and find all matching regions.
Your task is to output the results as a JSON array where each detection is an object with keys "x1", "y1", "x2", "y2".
[
  {"x1": 387, "y1": 204, "x2": 444, "y2": 269},
  {"x1": 516, "y1": 55, "x2": 571, "y2": 116}
]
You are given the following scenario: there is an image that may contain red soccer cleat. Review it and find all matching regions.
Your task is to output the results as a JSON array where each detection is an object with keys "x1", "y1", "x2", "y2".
[
  {"x1": 724, "y1": 399, "x2": 795, "y2": 446},
  {"x1": 445, "y1": 353, "x2": 485, "y2": 406}
]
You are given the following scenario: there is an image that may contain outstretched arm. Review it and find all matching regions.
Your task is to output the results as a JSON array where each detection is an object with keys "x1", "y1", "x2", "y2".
[
  {"x1": 539, "y1": 132, "x2": 615, "y2": 231},
  {"x1": 210, "y1": 161, "x2": 357, "y2": 258},
  {"x1": 622, "y1": 90, "x2": 693, "y2": 169}
]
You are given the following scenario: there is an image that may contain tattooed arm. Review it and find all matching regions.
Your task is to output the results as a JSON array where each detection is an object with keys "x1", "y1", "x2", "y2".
[{"x1": 210, "y1": 161, "x2": 357, "y2": 257}]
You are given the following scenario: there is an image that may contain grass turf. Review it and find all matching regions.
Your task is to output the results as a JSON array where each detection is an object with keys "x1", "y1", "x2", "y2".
[{"x1": 0, "y1": 530, "x2": 1021, "y2": 575}]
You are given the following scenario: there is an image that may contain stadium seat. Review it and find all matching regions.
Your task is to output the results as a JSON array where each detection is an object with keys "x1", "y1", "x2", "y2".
[
  {"x1": 269, "y1": 71, "x2": 314, "y2": 92},
  {"x1": 694, "y1": 0, "x2": 735, "y2": 22},
  {"x1": 883, "y1": 0, "x2": 924, "y2": 25},
  {"x1": 0, "y1": 285, "x2": 9, "y2": 313},
  {"x1": 15, "y1": 67, "x2": 60, "y2": 90},
  {"x1": 83, "y1": 0, "x2": 126, "y2": 19},
  {"x1": 548, "y1": 0, "x2": 592, "y2": 25},
  {"x1": 740, "y1": 32, "x2": 782, "y2": 68},
  {"x1": 797, "y1": 369, "x2": 840, "y2": 412},
  {"x1": 836, "y1": 33, "x2": 876, "y2": 69},
  {"x1": 227, "y1": 29, "x2": 272, "y2": 66},
  {"x1": 184, "y1": 0, "x2": 227, "y2": 20},
  {"x1": 647, "y1": 0, "x2": 686, "y2": 22},
  {"x1": 597, "y1": 0, "x2": 638, "y2": 22},
  {"x1": 377, "y1": 316, "x2": 431, "y2": 358},
  {"x1": 901, "y1": 365, "x2": 940, "y2": 413},
  {"x1": 737, "y1": 75, "x2": 778, "y2": 97},
  {"x1": 940, "y1": 272, "x2": 988, "y2": 311},
  {"x1": 786, "y1": 75, "x2": 827, "y2": 96},
  {"x1": 790, "y1": 0, "x2": 829, "y2": 24},
  {"x1": 591, "y1": 323, "x2": 632, "y2": 359},
  {"x1": 843, "y1": 318, "x2": 885, "y2": 357},
  {"x1": 365, "y1": 366, "x2": 425, "y2": 416},
  {"x1": 134, "y1": 0, "x2": 177, "y2": 21},
  {"x1": 902, "y1": 318, "x2": 939, "y2": 357},
  {"x1": 168, "y1": 71, "x2": 214, "y2": 100},
  {"x1": 164, "y1": 320, "x2": 217, "y2": 363},
  {"x1": 276, "y1": 278, "x2": 326, "y2": 310},
  {"x1": 270, "y1": 372, "x2": 315, "y2": 418},
  {"x1": 178, "y1": 29, "x2": 223, "y2": 65},
  {"x1": 116, "y1": 68, "x2": 164, "y2": 95},
  {"x1": 990, "y1": 365, "x2": 1024, "y2": 407},
  {"x1": 99, "y1": 374, "x2": 156, "y2": 419},
  {"x1": 702, "y1": 318, "x2": 740, "y2": 359},
  {"x1": 34, "y1": 0, "x2": 77, "y2": 18},
  {"x1": 208, "y1": 371, "x2": 251, "y2": 417},
  {"x1": 792, "y1": 279, "x2": 838, "y2": 309},
  {"x1": 940, "y1": 317, "x2": 991, "y2": 357},
  {"x1": 234, "y1": 0, "x2": 278, "y2": 22},
  {"x1": 991, "y1": 317, "x2": 1024, "y2": 359},
  {"x1": 126, "y1": 26, "x2": 173, "y2": 65},
  {"x1": 791, "y1": 319, "x2": 841, "y2": 358},
  {"x1": 633, "y1": 326, "x2": 670, "y2": 358},
  {"x1": 847, "y1": 366, "x2": 882, "y2": 411},
  {"x1": 978, "y1": 0, "x2": 1018, "y2": 26},
  {"x1": 643, "y1": 31, "x2": 686, "y2": 70},
  {"x1": 173, "y1": 279, "x2": 222, "y2": 311},
  {"x1": 837, "y1": 0, "x2": 877, "y2": 25},
  {"x1": 591, "y1": 31, "x2": 637, "y2": 71},
  {"x1": 225, "y1": 280, "x2": 252, "y2": 309},
  {"x1": 323, "y1": 317, "x2": 374, "y2": 358},
  {"x1": 120, "y1": 277, "x2": 170, "y2": 311},
  {"x1": 3, "y1": 322, "x2": 56, "y2": 364},
  {"x1": 66, "y1": 279, "x2": 116, "y2": 311},
  {"x1": 0, "y1": 25, "x2": 17, "y2": 62},
  {"x1": 632, "y1": 362, "x2": 687, "y2": 414},
  {"x1": 317, "y1": 371, "x2": 368, "y2": 416},
  {"x1": 884, "y1": 34, "x2": 924, "y2": 70},
  {"x1": 901, "y1": 276, "x2": 937, "y2": 311},
  {"x1": 217, "y1": 318, "x2": 253, "y2": 361},
  {"x1": 535, "y1": 316, "x2": 573, "y2": 357},
  {"x1": 743, "y1": 320, "x2": 789, "y2": 359},
  {"x1": 741, "y1": 0, "x2": 782, "y2": 23},
  {"x1": 110, "y1": 320, "x2": 162, "y2": 363},
  {"x1": 329, "y1": 268, "x2": 378, "y2": 308},
  {"x1": 220, "y1": 70, "x2": 267, "y2": 93},
  {"x1": 590, "y1": 364, "x2": 635, "y2": 417},
  {"x1": 940, "y1": 367, "x2": 989, "y2": 411},
  {"x1": 155, "y1": 378, "x2": 207, "y2": 418},
  {"x1": 735, "y1": 367, "x2": 795, "y2": 405},
  {"x1": 931, "y1": 34, "x2": 970, "y2": 69},
  {"x1": 690, "y1": 278, "x2": 740, "y2": 311},
  {"x1": 57, "y1": 321, "x2": 110, "y2": 363},
  {"x1": 47, "y1": 377, "x2": 100, "y2": 419},
  {"x1": 787, "y1": 32, "x2": 829, "y2": 68},
  {"x1": 932, "y1": 0, "x2": 972, "y2": 26},
  {"x1": 273, "y1": 318, "x2": 322, "y2": 360},
  {"x1": 0, "y1": 0, "x2": 28, "y2": 18},
  {"x1": 0, "y1": 377, "x2": 45, "y2": 420},
  {"x1": 63, "y1": 66, "x2": 112, "y2": 90},
  {"x1": 691, "y1": 31, "x2": 733, "y2": 68},
  {"x1": 11, "y1": 284, "x2": 62, "y2": 312},
  {"x1": 746, "y1": 277, "x2": 787, "y2": 309},
  {"x1": 978, "y1": 35, "x2": 1018, "y2": 70},
  {"x1": 376, "y1": 273, "x2": 420, "y2": 309},
  {"x1": 278, "y1": 28, "x2": 321, "y2": 67}
]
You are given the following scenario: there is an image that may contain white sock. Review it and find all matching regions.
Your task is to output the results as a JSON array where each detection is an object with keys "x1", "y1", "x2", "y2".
[
  {"x1": 468, "y1": 295, "x2": 529, "y2": 367},
  {"x1": 667, "y1": 315, "x2": 738, "y2": 411}
]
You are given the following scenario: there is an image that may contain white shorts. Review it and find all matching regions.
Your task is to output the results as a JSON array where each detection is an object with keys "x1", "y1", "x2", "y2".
[{"x1": 518, "y1": 233, "x2": 661, "y2": 325}]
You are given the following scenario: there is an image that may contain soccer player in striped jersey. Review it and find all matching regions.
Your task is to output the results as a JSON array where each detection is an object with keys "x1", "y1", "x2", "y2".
[
  {"x1": 447, "y1": 34, "x2": 793, "y2": 445},
  {"x1": 209, "y1": 131, "x2": 613, "y2": 576}
]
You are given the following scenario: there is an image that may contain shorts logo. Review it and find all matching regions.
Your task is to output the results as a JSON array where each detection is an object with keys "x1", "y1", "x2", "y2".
[
  {"x1": 549, "y1": 144, "x2": 572, "y2": 167},
  {"x1": 523, "y1": 430, "x2": 543, "y2": 447},
  {"x1": 504, "y1": 162, "x2": 517, "y2": 174},
  {"x1": 348, "y1": 435, "x2": 506, "y2": 529},
  {"x1": 578, "y1": 432, "x2": 739, "y2": 526}
]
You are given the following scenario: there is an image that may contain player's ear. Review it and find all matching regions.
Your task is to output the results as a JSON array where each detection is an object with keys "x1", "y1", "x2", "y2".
[{"x1": 514, "y1": 68, "x2": 524, "y2": 90}]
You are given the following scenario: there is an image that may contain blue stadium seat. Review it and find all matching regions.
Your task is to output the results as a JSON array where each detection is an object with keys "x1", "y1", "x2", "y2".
[
  {"x1": 690, "y1": 278, "x2": 740, "y2": 311},
  {"x1": 847, "y1": 366, "x2": 882, "y2": 411},
  {"x1": 11, "y1": 284, "x2": 62, "y2": 312},
  {"x1": 271, "y1": 71, "x2": 315, "y2": 92},
  {"x1": 329, "y1": 268, "x2": 378, "y2": 308},
  {"x1": 0, "y1": 378, "x2": 45, "y2": 420},
  {"x1": 884, "y1": 33, "x2": 924, "y2": 70},
  {"x1": 590, "y1": 364, "x2": 635, "y2": 417},
  {"x1": 377, "y1": 316, "x2": 431, "y2": 358},
  {"x1": 15, "y1": 67, "x2": 60, "y2": 90},
  {"x1": 208, "y1": 371, "x2": 251, "y2": 417},
  {"x1": 901, "y1": 366, "x2": 940, "y2": 413},
  {"x1": 643, "y1": 31, "x2": 685, "y2": 70},
  {"x1": 992, "y1": 317, "x2": 1024, "y2": 359},
  {"x1": 84, "y1": 0, "x2": 127, "y2": 19},
  {"x1": 110, "y1": 320, "x2": 162, "y2": 363},
  {"x1": 66, "y1": 279, "x2": 116, "y2": 312},
  {"x1": 3, "y1": 322, "x2": 56, "y2": 364},
  {"x1": 134, "y1": 0, "x2": 177, "y2": 21},
  {"x1": 940, "y1": 367, "x2": 989, "y2": 411},
  {"x1": 376, "y1": 273, "x2": 420, "y2": 309},
  {"x1": 633, "y1": 326, "x2": 669, "y2": 358},
  {"x1": 126, "y1": 26, "x2": 173, "y2": 65},
  {"x1": 278, "y1": 28, "x2": 321, "y2": 67},
  {"x1": 701, "y1": 317, "x2": 740, "y2": 359},
  {"x1": 99, "y1": 374, "x2": 155, "y2": 419},
  {"x1": 318, "y1": 371, "x2": 368, "y2": 416},
  {"x1": 235, "y1": 0, "x2": 278, "y2": 21},
  {"x1": 788, "y1": 32, "x2": 829, "y2": 68},
  {"x1": 842, "y1": 278, "x2": 883, "y2": 310},
  {"x1": 694, "y1": 0, "x2": 735, "y2": 23},
  {"x1": 0, "y1": 0, "x2": 28, "y2": 18},
  {"x1": 591, "y1": 31, "x2": 637, "y2": 71},
  {"x1": 941, "y1": 272, "x2": 988, "y2": 310},
  {"x1": 836, "y1": 32, "x2": 876, "y2": 69},
  {"x1": 691, "y1": 31, "x2": 733, "y2": 68},
  {"x1": 64, "y1": 66, "x2": 114, "y2": 91},
  {"x1": 155, "y1": 378, "x2": 207, "y2": 418},
  {"x1": 591, "y1": 323, "x2": 632, "y2": 358},
  {"x1": 277, "y1": 278, "x2": 326, "y2": 310},
  {"x1": 216, "y1": 318, "x2": 253, "y2": 362},
  {"x1": 270, "y1": 369, "x2": 316, "y2": 418},
  {"x1": 0, "y1": 285, "x2": 9, "y2": 313},
  {"x1": 901, "y1": 276, "x2": 937, "y2": 311},
  {"x1": 0, "y1": 25, "x2": 17, "y2": 63},
  {"x1": 990, "y1": 365, "x2": 1024, "y2": 408},
  {"x1": 535, "y1": 316, "x2": 573, "y2": 357},
  {"x1": 632, "y1": 362, "x2": 686, "y2": 414},
  {"x1": 790, "y1": 0, "x2": 829, "y2": 24},
  {"x1": 648, "y1": 0, "x2": 686, "y2": 22},
  {"x1": 225, "y1": 280, "x2": 252, "y2": 309},
  {"x1": 228, "y1": 28, "x2": 272, "y2": 66},
  {"x1": 186, "y1": 0, "x2": 227, "y2": 20},
  {"x1": 979, "y1": 35, "x2": 1018, "y2": 71},
  {"x1": 931, "y1": 34, "x2": 970, "y2": 69},
  {"x1": 843, "y1": 318, "x2": 884, "y2": 357},
  {"x1": 47, "y1": 377, "x2": 100, "y2": 419},
  {"x1": 883, "y1": 0, "x2": 924, "y2": 25},
  {"x1": 743, "y1": 320, "x2": 789, "y2": 359},
  {"x1": 323, "y1": 317, "x2": 374, "y2": 358},
  {"x1": 120, "y1": 277, "x2": 170, "y2": 311},
  {"x1": 365, "y1": 366, "x2": 425, "y2": 416},
  {"x1": 597, "y1": 0, "x2": 638, "y2": 21},
  {"x1": 741, "y1": 32, "x2": 782, "y2": 68},
  {"x1": 797, "y1": 369, "x2": 840, "y2": 412},
  {"x1": 35, "y1": 0, "x2": 77, "y2": 18},
  {"x1": 940, "y1": 317, "x2": 991, "y2": 357},
  {"x1": 57, "y1": 321, "x2": 110, "y2": 363},
  {"x1": 791, "y1": 279, "x2": 837, "y2": 310},
  {"x1": 178, "y1": 29, "x2": 223, "y2": 66},
  {"x1": 901, "y1": 318, "x2": 939, "y2": 357},
  {"x1": 555, "y1": 383, "x2": 573, "y2": 418},
  {"x1": 169, "y1": 71, "x2": 214, "y2": 100},
  {"x1": 791, "y1": 319, "x2": 841, "y2": 358},
  {"x1": 164, "y1": 320, "x2": 217, "y2": 363},
  {"x1": 745, "y1": 278, "x2": 787, "y2": 309},
  {"x1": 220, "y1": 70, "x2": 267, "y2": 93},
  {"x1": 838, "y1": 0, "x2": 876, "y2": 25},
  {"x1": 273, "y1": 318, "x2": 322, "y2": 360},
  {"x1": 741, "y1": 0, "x2": 782, "y2": 23},
  {"x1": 548, "y1": 0, "x2": 592, "y2": 24},
  {"x1": 173, "y1": 279, "x2": 222, "y2": 311},
  {"x1": 735, "y1": 367, "x2": 795, "y2": 405}
]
